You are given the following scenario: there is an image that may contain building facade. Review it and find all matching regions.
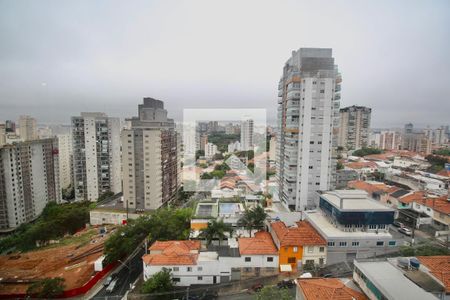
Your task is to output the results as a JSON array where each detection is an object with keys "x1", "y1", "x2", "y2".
[
  {"x1": 338, "y1": 106, "x2": 371, "y2": 150},
  {"x1": 57, "y1": 134, "x2": 73, "y2": 189},
  {"x1": 240, "y1": 117, "x2": 254, "y2": 151},
  {"x1": 18, "y1": 115, "x2": 37, "y2": 141},
  {"x1": 277, "y1": 48, "x2": 340, "y2": 211},
  {"x1": 71, "y1": 112, "x2": 121, "y2": 202},
  {"x1": 122, "y1": 98, "x2": 180, "y2": 211},
  {"x1": 0, "y1": 139, "x2": 60, "y2": 231}
]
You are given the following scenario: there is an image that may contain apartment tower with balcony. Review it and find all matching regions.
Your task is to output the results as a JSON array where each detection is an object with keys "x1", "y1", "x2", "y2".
[
  {"x1": 71, "y1": 113, "x2": 121, "y2": 201},
  {"x1": 277, "y1": 48, "x2": 341, "y2": 211},
  {"x1": 338, "y1": 105, "x2": 371, "y2": 150},
  {"x1": 122, "y1": 98, "x2": 180, "y2": 211}
]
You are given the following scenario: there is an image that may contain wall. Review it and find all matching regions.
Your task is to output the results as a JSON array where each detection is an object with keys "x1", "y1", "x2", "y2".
[{"x1": 279, "y1": 245, "x2": 303, "y2": 270}]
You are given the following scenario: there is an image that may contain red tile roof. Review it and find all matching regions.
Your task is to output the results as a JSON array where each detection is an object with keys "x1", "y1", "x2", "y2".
[
  {"x1": 348, "y1": 180, "x2": 397, "y2": 195},
  {"x1": 297, "y1": 278, "x2": 368, "y2": 300},
  {"x1": 271, "y1": 221, "x2": 326, "y2": 247},
  {"x1": 417, "y1": 256, "x2": 450, "y2": 293},
  {"x1": 143, "y1": 240, "x2": 201, "y2": 266},
  {"x1": 238, "y1": 231, "x2": 278, "y2": 255},
  {"x1": 437, "y1": 169, "x2": 450, "y2": 178},
  {"x1": 399, "y1": 192, "x2": 450, "y2": 214}
]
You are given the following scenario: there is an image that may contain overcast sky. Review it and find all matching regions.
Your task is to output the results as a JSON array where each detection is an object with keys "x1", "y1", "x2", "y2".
[{"x1": 1, "y1": 0, "x2": 449, "y2": 128}]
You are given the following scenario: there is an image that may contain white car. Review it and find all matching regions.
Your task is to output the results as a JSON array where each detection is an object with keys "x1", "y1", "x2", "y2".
[{"x1": 398, "y1": 227, "x2": 412, "y2": 236}]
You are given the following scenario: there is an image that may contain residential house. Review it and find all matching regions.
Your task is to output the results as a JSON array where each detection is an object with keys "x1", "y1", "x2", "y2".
[
  {"x1": 269, "y1": 221, "x2": 327, "y2": 271},
  {"x1": 295, "y1": 278, "x2": 367, "y2": 300}
]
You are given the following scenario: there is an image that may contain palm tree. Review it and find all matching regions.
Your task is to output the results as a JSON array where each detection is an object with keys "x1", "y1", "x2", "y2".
[
  {"x1": 238, "y1": 206, "x2": 268, "y2": 236},
  {"x1": 200, "y1": 219, "x2": 233, "y2": 246}
]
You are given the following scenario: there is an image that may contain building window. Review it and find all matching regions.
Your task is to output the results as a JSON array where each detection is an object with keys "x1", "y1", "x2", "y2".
[
  {"x1": 388, "y1": 241, "x2": 396, "y2": 246},
  {"x1": 173, "y1": 278, "x2": 180, "y2": 282},
  {"x1": 379, "y1": 224, "x2": 386, "y2": 230},
  {"x1": 352, "y1": 241, "x2": 360, "y2": 247},
  {"x1": 328, "y1": 242, "x2": 335, "y2": 247},
  {"x1": 319, "y1": 247, "x2": 325, "y2": 253},
  {"x1": 267, "y1": 257, "x2": 274, "y2": 262},
  {"x1": 198, "y1": 267, "x2": 203, "y2": 271},
  {"x1": 197, "y1": 276, "x2": 203, "y2": 280},
  {"x1": 293, "y1": 246, "x2": 298, "y2": 253},
  {"x1": 339, "y1": 242, "x2": 347, "y2": 247},
  {"x1": 307, "y1": 246, "x2": 314, "y2": 253},
  {"x1": 245, "y1": 257, "x2": 251, "y2": 262},
  {"x1": 187, "y1": 267, "x2": 192, "y2": 272},
  {"x1": 376, "y1": 241, "x2": 384, "y2": 247},
  {"x1": 369, "y1": 224, "x2": 377, "y2": 229},
  {"x1": 288, "y1": 257, "x2": 296, "y2": 264},
  {"x1": 173, "y1": 267, "x2": 179, "y2": 272},
  {"x1": 319, "y1": 258, "x2": 324, "y2": 265}
]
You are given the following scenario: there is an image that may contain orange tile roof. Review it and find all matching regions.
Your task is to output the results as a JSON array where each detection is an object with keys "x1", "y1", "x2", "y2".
[
  {"x1": 238, "y1": 231, "x2": 278, "y2": 255},
  {"x1": 364, "y1": 153, "x2": 395, "y2": 161},
  {"x1": 399, "y1": 192, "x2": 450, "y2": 214},
  {"x1": 271, "y1": 221, "x2": 326, "y2": 247},
  {"x1": 143, "y1": 240, "x2": 201, "y2": 266},
  {"x1": 297, "y1": 278, "x2": 368, "y2": 300},
  {"x1": 417, "y1": 256, "x2": 450, "y2": 293},
  {"x1": 437, "y1": 169, "x2": 450, "y2": 178},
  {"x1": 348, "y1": 180, "x2": 399, "y2": 195}
]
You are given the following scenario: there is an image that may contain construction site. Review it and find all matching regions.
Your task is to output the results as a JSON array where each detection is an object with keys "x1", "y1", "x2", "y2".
[{"x1": 0, "y1": 225, "x2": 115, "y2": 296}]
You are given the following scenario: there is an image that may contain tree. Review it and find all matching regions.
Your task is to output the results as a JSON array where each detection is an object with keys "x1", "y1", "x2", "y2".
[
  {"x1": 238, "y1": 206, "x2": 268, "y2": 236},
  {"x1": 336, "y1": 161, "x2": 344, "y2": 170},
  {"x1": 141, "y1": 268, "x2": 174, "y2": 295},
  {"x1": 201, "y1": 172, "x2": 213, "y2": 179},
  {"x1": 400, "y1": 243, "x2": 450, "y2": 256},
  {"x1": 200, "y1": 219, "x2": 233, "y2": 246},
  {"x1": 353, "y1": 147, "x2": 383, "y2": 157},
  {"x1": 27, "y1": 277, "x2": 65, "y2": 298},
  {"x1": 255, "y1": 286, "x2": 292, "y2": 300}
]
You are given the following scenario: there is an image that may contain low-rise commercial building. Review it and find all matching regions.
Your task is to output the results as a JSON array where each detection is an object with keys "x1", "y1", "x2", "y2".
[{"x1": 305, "y1": 190, "x2": 398, "y2": 265}]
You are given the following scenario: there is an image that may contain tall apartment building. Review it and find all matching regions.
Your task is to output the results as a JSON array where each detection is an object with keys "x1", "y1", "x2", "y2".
[
  {"x1": 277, "y1": 48, "x2": 340, "y2": 211},
  {"x1": 205, "y1": 142, "x2": 218, "y2": 159},
  {"x1": 57, "y1": 134, "x2": 73, "y2": 189},
  {"x1": 18, "y1": 115, "x2": 37, "y2": 141},
  {"x1": 402, "y1": 123, "x2": 432, "y2": 154},
  {"x1": 0, "y1": 124, "x2": 5, "y2": 147},
  {"x1": 240, "y1": 117, "x2": 254, "y2": 151},
  {"x1": 338, "y1": 105, "x2": 371, "y2": 150},
  {"x1": 5, "y1": 120, "x2": 16, "y2": 133},
  {"x1": 0, "y1": 139, "x2": 60, "y2": 231},
  {"x1": 122, "y1": 98, "x2": 180, "y2": 211},
  {"x1": 379, "y1": 131, "x2": 401, "y2": 150},
  {"x1": 71, "y1": 113, "x2": 121, "y2": 202}
]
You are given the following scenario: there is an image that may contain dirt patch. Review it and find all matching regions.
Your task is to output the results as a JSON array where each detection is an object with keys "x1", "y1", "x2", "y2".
[{"x1": 0, "y1": 226, "x2": 115, "y2": 295}]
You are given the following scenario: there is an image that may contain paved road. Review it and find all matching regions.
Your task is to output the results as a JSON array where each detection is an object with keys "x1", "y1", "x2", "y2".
[{"x1": 92, "y1": 247, "x2": 145, "y2": 300}]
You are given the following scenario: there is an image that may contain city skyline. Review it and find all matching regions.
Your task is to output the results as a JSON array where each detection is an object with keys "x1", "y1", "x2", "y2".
[{"x1": 1, "y1": 0, "x2": 449, "y2": 127}]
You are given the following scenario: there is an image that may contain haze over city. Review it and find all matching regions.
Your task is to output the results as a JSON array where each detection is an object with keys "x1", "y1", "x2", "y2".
[{"x1": 1, "y1": 0, "x2": 449, "y2": 127}]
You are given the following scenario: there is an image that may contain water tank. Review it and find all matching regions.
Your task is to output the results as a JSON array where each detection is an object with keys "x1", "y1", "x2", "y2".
[
  {"x1": 410, "y1": 257, "x2": 420, "y2": 269},
  {"x1": 397, "y1": 257, "x2": 409, "y2": 269}
]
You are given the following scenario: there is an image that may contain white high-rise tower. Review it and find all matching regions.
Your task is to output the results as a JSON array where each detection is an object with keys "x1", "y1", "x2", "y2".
[{"x1": 277, "y1": 48, "x2": 341, "y2": 211}]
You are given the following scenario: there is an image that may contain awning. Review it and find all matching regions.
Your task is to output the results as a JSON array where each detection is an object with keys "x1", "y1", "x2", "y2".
[{"x1": 280, "y1": 264, "x2": 292, "y2": 272}]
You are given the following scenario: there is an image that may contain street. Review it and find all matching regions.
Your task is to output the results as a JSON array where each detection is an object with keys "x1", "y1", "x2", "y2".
[{"x1": 92, "y1": 247, "x2": 145, "y2": 300}]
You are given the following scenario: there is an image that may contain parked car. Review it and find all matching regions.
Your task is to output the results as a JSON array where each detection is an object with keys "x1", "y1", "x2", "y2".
[
  {"x1": 277, "y1": 279, "x2": 295, "y2": 289},
  {"x1": 398, "y1": 227, "x2": 412, "y2": 236},
  {"x1": 103, "y1": 276, "x2": 113, "y2": 287},
  {"x1": 393, "y1": 221, "x2": 403, "y2": 227},
  {"x1": 106, "y1": 278, "x2": 119, "y2": 293}
]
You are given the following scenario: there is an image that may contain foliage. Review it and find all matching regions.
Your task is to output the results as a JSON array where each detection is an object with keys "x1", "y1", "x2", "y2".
[
  {"x1": 214, "y1": 163, "x2": 230, "y2": 171},
  {"x1": 0, "y1": 202, "x2": 90, "y2": 253},
  {"x1": 61, "y1": 185, "x2": 74, "y2": 200},
  {"x1": 211, "y1": 170, "x2": 226, "y2": 179},
  {"x1": 255, "y1": 286, "x2": 293, "y2": 300},
  {"x1": 97, "y1": 191, "x2": 115, "y2": 202},
  {"x1": 426, "y1": 155, "x2": 448, "y2": 173},
  {"x1": 236, "y1": 150, "x2": 255, "y2": 160},
  {"x1": 247, "y1": 162, "x2": 255, "y2": 173},
  {"x1": 177, "y1": 187, "x2": 194, "y2": 202},
  {"x1": 196, "y1": 150, "x2": 205, "y2": 160},
  {"x1": 213, "y1": 153, "x2": 224, "y2": 160},
  {"x1": 104, "y1": 208, "x2": 193, "y2": 264},
  {"x1": 353, "y1": 147, "x2": 383, "y2": 157},
  {"x1": 199, "y1": 163, "x2": 208, "y2": 168},
  {"x1": 141, "y1": 268, "x2": 174, "y2": 295},
  {"x1": 433, "y1": 148, "x2": 450, "y2": 156},
  {"x1": 208, "y1": 132, "x2": 240, "y2": 153},
  {"x1": 336, "y1": 161, "x2": 344, "y2": 170},
  {"x1": 399, "y1": 243, "x2": 450, "y2": 256},
  {"x1": 200, "y1": 219, "x2": 233, "y2": 246},
  {"x1": 201, "y1": 173, "x2": 213, "y2": 179},
  {"x1": 238, "y1": 206, "x2": 268, "y2": 236},
  {"x1": 371, "y1": 171, "x2": 385, "y2": 181},
  {"x1": 266, "y1": 170, "x2": 276, "y2": 180},
  {"x1": 27, "y1": 277, "x2": 65, "y2": 298}
]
